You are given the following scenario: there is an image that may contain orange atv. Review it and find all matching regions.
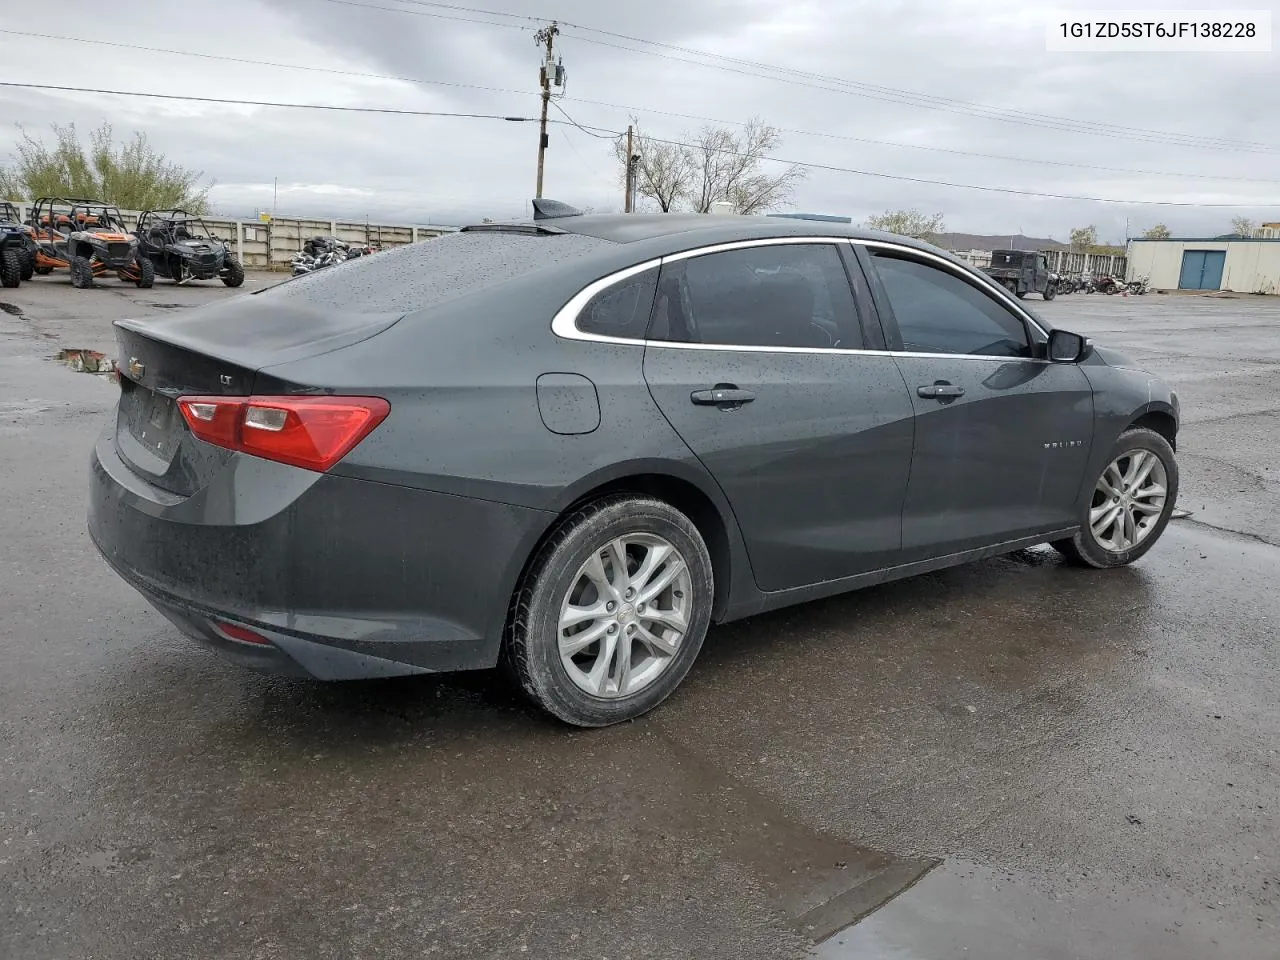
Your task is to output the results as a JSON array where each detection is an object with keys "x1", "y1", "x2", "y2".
[{"x1": 30, "y1": 197, "x2": 154, "y2": 289}]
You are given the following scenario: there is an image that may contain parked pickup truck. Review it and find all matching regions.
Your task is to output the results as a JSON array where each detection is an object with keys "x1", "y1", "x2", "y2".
[{"x1": 982, "y1": 249, "x2": 1056, "y2": 300}]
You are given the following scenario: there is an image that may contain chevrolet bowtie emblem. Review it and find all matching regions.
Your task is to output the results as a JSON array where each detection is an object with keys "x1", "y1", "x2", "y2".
[{"x1": 127, "y1": 357, "x2": 145, "y2": 380}]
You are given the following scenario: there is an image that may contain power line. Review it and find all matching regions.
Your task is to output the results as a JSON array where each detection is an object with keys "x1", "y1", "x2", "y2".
[
  {"x1": 6, "y1": 79, "x2": 1274, "y2": 208},
  {"x1": 12, "y1": 29, "x2": 1278, "y2": 185},
  {"x1": 0, "y1": 81, "x2": 538, "y2": 121},
  {"x1": 0, "y1": 29, "x2": 528, "y2": 97},
  {"x1": 566, "y1": 121, "x2": 1280, "y2": 208},
  {"x1": 552, "y1": 25, "x2": 1271, "y2": 152},
  {"x1": 551, "y1": 101, "x2": 617, "y2": 140},
  {"x1": 364, "y1": 0, "x2": 1278, "y2": 153},
  {"x1": 562, "y1": 97, "x2": 1280, "y2": 185},
  {"x1": 559, "y1": 32, "x2": 1277, "y2": 154},
  {"x1": 310, "y1": 0, "x2": 532, "y2": 31}
]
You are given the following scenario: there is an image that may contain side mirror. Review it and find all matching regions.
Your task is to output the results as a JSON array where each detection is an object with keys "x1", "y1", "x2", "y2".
[{"x1": 1047, "y1": 328, "x2": 1093, "y2": 363}]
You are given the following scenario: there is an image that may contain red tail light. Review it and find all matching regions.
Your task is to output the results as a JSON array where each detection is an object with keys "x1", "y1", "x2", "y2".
[{"x1": 177, "y1": 395, "x2": 390, "y2": 472}]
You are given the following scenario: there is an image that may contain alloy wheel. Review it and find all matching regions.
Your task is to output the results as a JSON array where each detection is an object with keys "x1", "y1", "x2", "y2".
[
  {"x1": 558, "y1": 533, "x2": 692, "y2": 699},
  {"x1": 1089, "y1": 449, "x2": 1169, "y2": 552}
]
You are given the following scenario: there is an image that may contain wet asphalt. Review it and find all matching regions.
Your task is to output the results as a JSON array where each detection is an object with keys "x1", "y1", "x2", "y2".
[{"x1": 1, "y1": 278, "x2": 1278, "y2": 959}]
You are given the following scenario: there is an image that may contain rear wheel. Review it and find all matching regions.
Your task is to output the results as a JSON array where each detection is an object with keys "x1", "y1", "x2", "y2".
[
  {"x1": 20, "y1": 249, "x2": 34, "y2": 281},
  {"x1": 70, "y1": 255, "x2": 95, "y2": 289},
  {"x1": 506, "y1": 495, "x2": 714, "y2": 727},
  {"x1": 0, "y1": 249, "x2": 20, "y2": 288},
  {"x1": 1015, "y1": 289, "x2": 1027, "y2": 299},
  {"x1": 34, "y1": 264, "x2": 52, "y2": 276},
  {"x1": 1051, "y1": 428, "x2": 1178, "y2": 568},
  {"x1": 221, "y1": 256, "x2": 245, "y2": 288},
  {"x1": 1043, "y1": 283, "x2": 1056, "y2": 301}
]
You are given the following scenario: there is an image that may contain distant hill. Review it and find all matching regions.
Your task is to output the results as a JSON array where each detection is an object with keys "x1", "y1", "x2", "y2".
[{"x1": 934, "y1": 232, "x2": 1071, "y2": 252}]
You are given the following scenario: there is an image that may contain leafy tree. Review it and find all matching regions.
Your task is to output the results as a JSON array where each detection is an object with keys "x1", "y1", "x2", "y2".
[
  {"x1": 1230, "y1": 216, "x2": 1255, "y2": 237},
  {"x1": 0, "y1": 122, "x2": 211, "y2": 213},
  {"x1": 1069, "y1": 225, "x2": 1098, "y2": 252},
  {"x1": 1142, "y1": 223, "x2": 1171, "y2": 239},
  {"x1": 616, "y1": 117, "x2": 805, "y2": 215},
  {"x1": 865, "y1": 209, "x2": 945, "y2": 240}
]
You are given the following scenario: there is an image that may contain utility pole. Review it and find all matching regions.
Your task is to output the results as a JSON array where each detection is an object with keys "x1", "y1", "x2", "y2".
[
  {"x1": 534, "y1": 22, "x2": 560, "y2": 199},
  {"x1": 624, "y1": 125, "x2": 634, "y2": 213}
]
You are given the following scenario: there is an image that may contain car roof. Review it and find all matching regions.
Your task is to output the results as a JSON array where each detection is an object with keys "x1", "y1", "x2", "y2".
[{"x1": 465, "y1": 208, "x2": 960, "y2": 263}]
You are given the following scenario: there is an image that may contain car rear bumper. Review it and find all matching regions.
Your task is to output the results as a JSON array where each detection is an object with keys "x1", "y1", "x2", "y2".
[{"x1": 87, "y1": 428, "x2": 552, "y2": 679}]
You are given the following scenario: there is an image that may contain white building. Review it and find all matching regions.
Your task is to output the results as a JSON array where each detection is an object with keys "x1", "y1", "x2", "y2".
[{"x1": 1126, "y1": 238, "x2": 1280, "y2": 295}]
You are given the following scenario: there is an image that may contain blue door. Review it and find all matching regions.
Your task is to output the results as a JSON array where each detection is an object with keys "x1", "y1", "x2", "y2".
[{"x1": 1179, "y1": 250, "x2": 1226, "y2": 289}]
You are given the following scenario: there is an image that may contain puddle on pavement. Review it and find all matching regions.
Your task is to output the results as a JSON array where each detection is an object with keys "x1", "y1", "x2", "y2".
[{"x1": 53, "y1": 348, "x2": 118, "y2": 378}]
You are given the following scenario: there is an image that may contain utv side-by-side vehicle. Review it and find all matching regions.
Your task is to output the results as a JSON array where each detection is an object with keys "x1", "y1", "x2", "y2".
[
  {"x1": 134, "y1": 209, "x2": 244, "y2": 287},
  {"x1": 29, "y1": 197, "x2": 153, "y2": 289},
  {"x1": 981, "y1": 249, "x2": 1056, "y2": 300},
  {"x1": 0, "y1": 201, "x2": 38, "y2": 288}
]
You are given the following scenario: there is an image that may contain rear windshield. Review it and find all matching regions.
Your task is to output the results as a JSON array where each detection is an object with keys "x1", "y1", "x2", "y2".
[{"x1": 258, "y1": 230, "x2": 610, "y2": 314}]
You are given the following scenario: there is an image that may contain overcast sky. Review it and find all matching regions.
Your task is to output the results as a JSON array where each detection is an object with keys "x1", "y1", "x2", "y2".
[{"x1": 1, "y1": 0, "x2": 1277, "y2": 240}]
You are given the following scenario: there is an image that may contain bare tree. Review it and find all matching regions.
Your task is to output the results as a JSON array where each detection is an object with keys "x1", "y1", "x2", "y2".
[
  {"x1": 1069, "y1": 225, "x2": 1098, "y2": 252},
  {"x1": 686, "y1": 119, "x2": 805, "y2": 214},
  {"x1": 1231, "y1": 216, "x2": 1256, "y2": 237},
  {"x1": 615, "y1": 117, "x2": 804, "y2": 215},
  {"x1": 1142, "y1": 223, "x2": 1171, "y2": 239},
  {"x1": 613, "y1": 120, "x2": 690, "y2": 213},
  {"x1": 865, "y1": 209, "x2": 945, "y2": 241}
]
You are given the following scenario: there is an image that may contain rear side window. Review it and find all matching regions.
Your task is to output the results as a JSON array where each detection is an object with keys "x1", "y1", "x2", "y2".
[
  {"x1": 872, "y1": 253, "x2": 1032, "y2": 358},
  {"x1": 260, "y1": 230, "x2": 609, "y2": 314},
  {"x1": 577, "y1": 268, "x2": 658, "y2": 339},
  {"x1": 649, "y1": 243, "x2": 862, "y2": 349}
]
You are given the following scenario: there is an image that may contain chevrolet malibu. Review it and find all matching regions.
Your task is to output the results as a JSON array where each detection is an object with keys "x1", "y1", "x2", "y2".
[{"x1": 88, "y1": 203, "x2": 1180, "y2": 727}]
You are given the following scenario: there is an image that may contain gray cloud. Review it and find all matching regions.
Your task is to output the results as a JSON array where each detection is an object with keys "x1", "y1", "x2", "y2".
[{"x1": 2, "y1": 0, "x2": 1277, "y2": 239}]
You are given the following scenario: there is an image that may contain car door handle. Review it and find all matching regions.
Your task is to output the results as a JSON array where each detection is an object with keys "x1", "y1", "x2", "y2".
[
  {"x1": 691, "y1": 386, "x2": 755, "y2": 407},
  {"x1": 917, "y1": 383, "x2": 965, "y2": 399}
]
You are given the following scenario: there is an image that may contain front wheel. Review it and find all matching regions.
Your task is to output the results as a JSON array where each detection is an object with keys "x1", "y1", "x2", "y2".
[
  {"x1": 0, "y1": 249, "x2": 21, "y2": 288},
  {"x1": 70, "y1": 255, "x2": 95, "y2": 289},
  {"x1": 1051, "y1": 427, "x2": 1179, "y2": 568},
  {"x1": 221, "y1": 256, "x2": 245, "y2": 288},
  {"x1": 1043, "y1": 283, "x2": 1056, "y2": 301},
  {"x1": 506, "y1": 495, "x2": 714, "y2": 727}
]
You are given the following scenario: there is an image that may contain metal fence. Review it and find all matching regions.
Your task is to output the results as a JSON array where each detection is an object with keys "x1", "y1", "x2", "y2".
[
  {"x1": 948, "y1": 247, "x2": 1127, "y2": 277},
  {"x1": 3, "y1": 200, "x2": 459, "y2": 269}
]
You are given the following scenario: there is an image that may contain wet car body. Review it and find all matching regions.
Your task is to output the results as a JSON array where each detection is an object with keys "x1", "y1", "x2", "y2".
[{"x1": 87, "y1": 209, "x2": 1179, "y2": 719}]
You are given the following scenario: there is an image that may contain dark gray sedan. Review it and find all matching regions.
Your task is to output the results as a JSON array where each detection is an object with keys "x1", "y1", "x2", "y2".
[{"x1": 88, "y1": 204, "x2": 1180, "y2": 726}]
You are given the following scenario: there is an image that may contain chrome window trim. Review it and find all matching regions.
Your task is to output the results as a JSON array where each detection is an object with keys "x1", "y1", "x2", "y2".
[{"x1": 549, "y1": 234, "x2": 1050, "y2": 359}]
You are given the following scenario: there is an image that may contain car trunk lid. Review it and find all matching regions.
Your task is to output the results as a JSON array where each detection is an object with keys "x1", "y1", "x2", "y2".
[{"x1": 111, "y1": 296, "x2": 402, "y2": 497}]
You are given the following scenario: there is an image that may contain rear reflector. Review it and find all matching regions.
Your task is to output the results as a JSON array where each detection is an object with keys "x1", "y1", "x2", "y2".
[
  {"x1": 177, "y1": 395, "x2": 390, "y2": 472},
  {"x1": 213, "y1": 622, "x2": 271, "y2": 645}
]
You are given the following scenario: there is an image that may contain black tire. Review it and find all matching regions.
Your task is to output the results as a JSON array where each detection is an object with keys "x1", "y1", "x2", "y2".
[
  {"x1": 0, "y1": 249, "x2": 20, "y2": 288},
  {"x1": 34, "y1": 265, "x2": 52, "y2": 276},
  {"x1": 20, "y1": 249, "x2": 34, "y2": 281},
  {"x1": 221, "y1": 256, "x2": 245, "y2": 288},
  {"x1": 70, "y1": 255, "x2": 95, "y2": 289},
  {"x1": 1015, "y1": 290, "x2": 1027, "y2": 299},
  {"x1": 1043, "y1": 283, "x2": 1056, "y2": 301},
  {"x1": 1051, "y1": 427, "x2": 1179, "y2": 569},
  {"x1": 134, "y1": 255, "x2": 155, "y2": 289},
  {"x1": 506, "y1": 495, "x2": 714, "y2": 727}
]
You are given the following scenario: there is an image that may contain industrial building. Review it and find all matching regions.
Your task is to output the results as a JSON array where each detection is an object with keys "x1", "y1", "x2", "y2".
[{"x1": 1126, "y1": 237, "x2": 1280, "y2": 294}]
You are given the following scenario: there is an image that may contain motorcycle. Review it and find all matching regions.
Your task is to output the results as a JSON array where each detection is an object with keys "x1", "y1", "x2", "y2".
[
  {"x1": 1094, "y1": 274, "x2": 1121, "y2": 295},
  {"x1": 1051, "y1": 273, "x2": 1074, "y2": 296},
  {"x1": 291, "y1": 236, "x2": 351, "y2": 276},
  {"x1": 1127, "y1": 275, "x2": 1151, "y2": 295}
]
